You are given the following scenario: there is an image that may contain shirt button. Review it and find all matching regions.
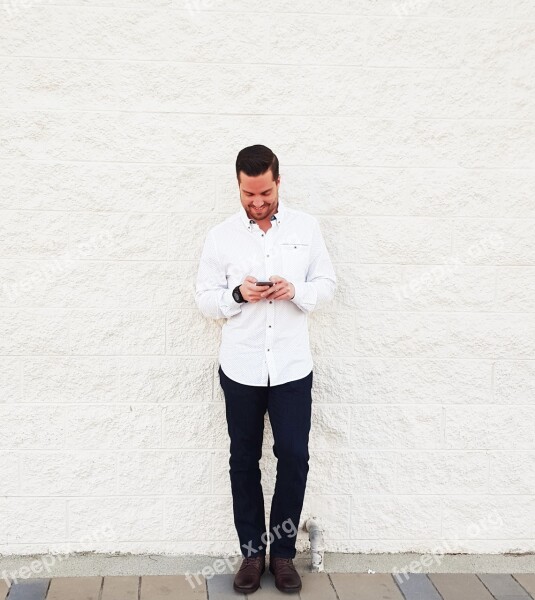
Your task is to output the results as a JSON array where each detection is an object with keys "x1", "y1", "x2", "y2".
[
  {"x1": 269, "y1": 301, "x2": 272, "y2": 304},
  {"x1": 266, "y1": 254, "x2": 269, "y2": 257},
  {"x1": 269, "y1": 325, "x2": 271, "y2": 328}
]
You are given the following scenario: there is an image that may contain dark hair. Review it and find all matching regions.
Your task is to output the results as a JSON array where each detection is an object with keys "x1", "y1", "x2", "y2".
[{"x1": 235, "y1": 144, "x2": 279, "y2": 183}]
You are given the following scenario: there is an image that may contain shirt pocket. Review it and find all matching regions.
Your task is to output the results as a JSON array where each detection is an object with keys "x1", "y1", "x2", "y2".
[{"x1": 280, "y1": 242, "x2": 310, "y2": 282}]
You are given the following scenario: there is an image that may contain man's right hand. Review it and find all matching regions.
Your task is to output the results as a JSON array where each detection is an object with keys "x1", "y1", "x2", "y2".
[{"x1": 240, "y1": 276, "x2": 272, "y2": 303}]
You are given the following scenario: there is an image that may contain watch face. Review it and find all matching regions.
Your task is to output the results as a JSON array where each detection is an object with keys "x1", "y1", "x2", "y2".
[{"x1": 233, "y1": 290, "x2": 240, "y2": 302}]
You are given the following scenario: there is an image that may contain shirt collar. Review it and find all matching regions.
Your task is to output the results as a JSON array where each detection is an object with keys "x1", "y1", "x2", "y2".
[{"x1": 240, "y1": 198, "x2": 285, "y2": 231}]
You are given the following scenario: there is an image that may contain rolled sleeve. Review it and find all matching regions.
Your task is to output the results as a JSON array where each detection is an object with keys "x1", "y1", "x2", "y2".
[
  {"x1": 290, "y1": 218, "x2": 336, "y2": 314},
  {"x1": 195, "y1": 231, "x2": 243, "y2": 320},
  {"x1": 222, "y1": 287, "x2": 243, "y2": 313},
  {"x1": 290, "y1": 281, "x2": 318, "y2": 312}
]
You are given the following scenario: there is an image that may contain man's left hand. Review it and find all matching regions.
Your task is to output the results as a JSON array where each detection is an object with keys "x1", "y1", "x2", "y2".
[{"x1": 260, "y1": 276, "x2": 295, "y2": 301}]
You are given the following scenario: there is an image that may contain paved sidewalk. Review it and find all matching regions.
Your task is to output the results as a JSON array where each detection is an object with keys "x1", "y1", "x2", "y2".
[{"x1": 2, "y1": 569, "x2": 535, "y2": 599}]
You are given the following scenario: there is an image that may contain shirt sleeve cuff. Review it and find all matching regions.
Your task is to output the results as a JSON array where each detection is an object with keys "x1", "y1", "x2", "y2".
[
  {"x1": 222, "y1": 287, "x2": 243, "y2": 316},
  {"x1": 290, "y1": 282, "x2": 301, "y2": 304},
  {"x1": 289, "y1": 281, "x2": 318, "y2": 313}
]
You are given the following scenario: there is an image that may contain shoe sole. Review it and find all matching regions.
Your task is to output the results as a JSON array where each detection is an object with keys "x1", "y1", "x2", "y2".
[
  {"x1": 233, "y1": 565, "x2": 265, "y2": 594},
  {"x1": 273, "y1": 580, "x2": 302, "y2": 594}
]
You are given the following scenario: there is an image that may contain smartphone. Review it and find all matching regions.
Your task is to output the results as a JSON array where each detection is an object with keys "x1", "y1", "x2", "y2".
[{"x1": 255, "y1": 281, "x2": 274, "y2": 286}]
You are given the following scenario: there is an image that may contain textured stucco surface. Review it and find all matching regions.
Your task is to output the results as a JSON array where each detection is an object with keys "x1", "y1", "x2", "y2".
[{"x1": 0, "y1": 0, "x2": 534, "y2": 559}]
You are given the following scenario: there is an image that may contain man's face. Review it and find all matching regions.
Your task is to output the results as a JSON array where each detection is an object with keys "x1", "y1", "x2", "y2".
[{"x1": 238, "y1": 170, "x2": 280, "y2": 222}]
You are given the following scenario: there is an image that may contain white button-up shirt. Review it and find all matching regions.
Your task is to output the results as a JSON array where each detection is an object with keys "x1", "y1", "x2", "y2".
[{"x1": 194, "y1": 197, "x2": 337, "y2": 386}]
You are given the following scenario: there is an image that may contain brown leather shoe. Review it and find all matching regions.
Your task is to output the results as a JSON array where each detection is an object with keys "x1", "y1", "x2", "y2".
[
  {"x1": 269, "y1": 556, "x2": 302, "y2": 593},
  {"x1": 233, "y1": 555, "x2": 265, "y2": 594}
]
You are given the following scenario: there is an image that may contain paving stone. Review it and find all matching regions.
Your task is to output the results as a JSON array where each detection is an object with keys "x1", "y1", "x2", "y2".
[
  {"x1": 205, "y1": 574, "x2": 244, "y2": 599},
  {"x1": 329, "y1": 573, "x2": 404, "y2": 600},
  {"x1": 101, "y1": 576, "x2": 139, "y2": 600},
  {"x1": 478, "y1": 573, "x2": 533, "y2": 600},
  {"x1": 252, "y1": 572, "x2": 286, "y2": 598},
  {"x1": 47, "y1": 576, "x2": 102, "y2": 600},
  {"x1": 298, "y1": 572, "x2": 338, "y2": 600},
  {"x1": 394, "y1": 572, "x2": 443, "y2": 600},
  {"x1": 429, "y1": 573, "x2": 496, "y2": 600},
  {"x1": 4, "y1": 579, "x2": 49, "y2": 600},
  {"x1": 513, "y1": 574, "x2": 535, "y2": 598},
  {"x1": 140, "y1": 575, "x2": 207, "y2": 599},
  {"x1": 0, "y1": 581, "x2": 9, "y2": 600}
]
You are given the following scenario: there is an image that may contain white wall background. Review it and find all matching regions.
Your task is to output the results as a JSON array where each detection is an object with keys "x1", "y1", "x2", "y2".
[{"x1": 1, "y1": 0, "x2": 535, "y2": 558}]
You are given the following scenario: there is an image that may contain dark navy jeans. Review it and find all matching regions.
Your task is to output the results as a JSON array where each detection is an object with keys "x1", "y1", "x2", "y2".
[{"x1": 218, "y1": 365, "x2": 313, "y2": 559}]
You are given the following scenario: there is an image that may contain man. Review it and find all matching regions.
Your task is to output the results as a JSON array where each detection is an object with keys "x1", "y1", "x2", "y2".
[{"x1": 194, "y1": 144, "x2": 336, "y2": 594}]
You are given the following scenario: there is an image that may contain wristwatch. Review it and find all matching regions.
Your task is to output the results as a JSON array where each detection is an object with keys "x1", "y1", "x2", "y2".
[{"x1": 232, "y1": 284, "x2": 248, "y2": 303}]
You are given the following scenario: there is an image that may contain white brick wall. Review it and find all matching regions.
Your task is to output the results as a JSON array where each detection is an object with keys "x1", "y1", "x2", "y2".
[{"x1": 0, "y1": 0, "x2": 534, "y2": 557}]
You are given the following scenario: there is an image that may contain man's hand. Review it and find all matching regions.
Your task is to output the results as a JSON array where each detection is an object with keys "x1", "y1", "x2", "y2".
[
  {"x1": 239, "y1": 276, "x2": 272, "y2": 303},
  {"x1": 260, "y1": 275, "x2": 295, "y2": 301}
]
